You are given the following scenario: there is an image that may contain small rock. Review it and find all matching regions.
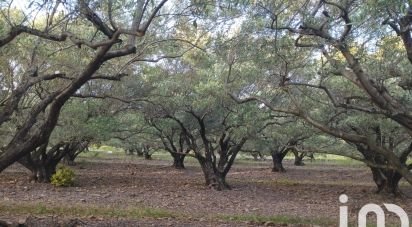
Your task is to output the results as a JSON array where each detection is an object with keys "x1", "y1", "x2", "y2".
[{"x1": 80, "y1": 199, "x2": 86, "y2": 202}]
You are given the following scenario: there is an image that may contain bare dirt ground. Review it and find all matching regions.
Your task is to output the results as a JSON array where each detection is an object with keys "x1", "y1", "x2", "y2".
[{"x1": 1, "y1": 156, "x2": 411, "y2": 226}]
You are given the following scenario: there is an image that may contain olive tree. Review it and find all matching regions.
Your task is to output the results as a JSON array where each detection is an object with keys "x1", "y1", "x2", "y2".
[
  {"x1": 231, "y1": 0, "x2": 412, "y2": 194},
  {"x1": 0, "y1": 0, "x2": 197, "y2": 175}
]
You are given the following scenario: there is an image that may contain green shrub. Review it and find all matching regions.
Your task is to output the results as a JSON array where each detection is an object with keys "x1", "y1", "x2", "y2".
[{"x1": 51, "y1": 166, "x2": 75, "y2": 187}]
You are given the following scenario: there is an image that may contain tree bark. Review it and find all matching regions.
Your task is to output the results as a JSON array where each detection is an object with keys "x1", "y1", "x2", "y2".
[
  {"x1": 171, "y1": 153, "x2": 185, "y2": 169},
  {"x1": 198, "y1": 157, "x2": 230, "y2": 190},
  {"x1": 272, "y1": 152, "x2": 286, "y2": 172},
  {"x1": 293, "y1": 151, "x2": 305, "y2": 166},
  {"x1": 294, "y1": 157, "x2": 304, "y2": 166},
  {"x1": 63, "y1": 141, "x2": 88, "y2": 166},
  {"x1": 29, "y1": 164, "x2": 56, "y2": 183},
  {"x1": 356, "y1": 143, "x2": 404, "y2": 195},
  {"x1": 134, "y1": 147, "x2": 144, "y2": 156},
  {"x1": 62, "y1": 150, "x2": 81, "y2": 166},
  {"x1": 250, "y1": 151, "x2": 265, "y2": 161},
  {"x1": 62, "y1": 156, "x2": 76, "y2": 166},
  {"x1": 370, "y1": 167, "x2": 402, "y2": 195},
  {"x1": 142, "y1": 144, "x2": 152, "y2": 160},
  {"x1": 251, "y1": 153, "x2": 259, "y2": 161},
  {"x1": 19, "y1": 155, "x2": 57, "y2": 183}
]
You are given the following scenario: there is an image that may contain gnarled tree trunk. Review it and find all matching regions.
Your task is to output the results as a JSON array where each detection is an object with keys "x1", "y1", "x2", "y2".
[
  {"x1": 135, "y1": 147, "x2": 144, "y2": 156},
  {"x1": 251, "y1": 151, "x2": 265, "y2": 161},
  {"x1": 142, "y1": 144, "x2": 152, "y2": 160},
  {"x1": 292, "y1": 150, "x2": 305, "y2": 166},
  {"x1": 370, "y1": 167, "x2": 403, "y2": 195},
  {"x1": 171, "y1": 153, "x2": 185, "y2": 169},
  {"x1": 19, "y1": 155, "x2": 58, "y2": 183},
  {"x1": 29, "y1": 164, "x2": 57, "y2": 183},
  {"x1": 272, "y1": 152, "x2": 286, "y2": 172},
  {"x1": 63, "y1": 140, "x2": 89, "y2": 166},
  {"x1": 198, "y1": 157, "x2": 230, "y2": 191},
  {"x1": 18, "y1": 140, "x2": 83, "y2": 182},
  {"x1": 126, "y1": 147, "x2": 142, "y2": 156},
  {"x1": 356, "y1": 140, "x2": 406, "y2": 196}
]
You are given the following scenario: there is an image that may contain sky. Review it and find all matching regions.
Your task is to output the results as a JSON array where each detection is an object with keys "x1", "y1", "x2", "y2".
[{"x1": 10, "y1": 0, "x2": 34, "y2": 11}]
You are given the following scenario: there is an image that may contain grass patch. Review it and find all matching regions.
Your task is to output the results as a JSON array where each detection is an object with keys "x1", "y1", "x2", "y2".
[
  {"x1": 233, "y1": 159, "x2": 270, "y2": 166},
  {"x1": 79, "y1": 145, "x2": 126, "y2": 159},
  {"x1": 0, "y1": 202, "x2": 336, "y2": 225},
  {"x1": 302, "y1": 154, "x2": 364, "y2": 166},
  {"x1": 218, "y1": 214, "x2": 335, "y2": 226},
  {"x1": 79, "y1": 146, "x2": 367, "y2": 168},
  {"x1": 3, "y1": 202, "x2": 400, "y2": 226},
  {"x1": 78, "y1": 150, "x2": 128, "y2": 159},
  {"x1": 78, "y1": 150, "x2": 101, "y2": 158},
  {"x1": 0, "y1": 202, "x2": 178, "y2": 220},
  {"x1": 308, "y1": 158, "x2": 364, "y2": 166}
]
